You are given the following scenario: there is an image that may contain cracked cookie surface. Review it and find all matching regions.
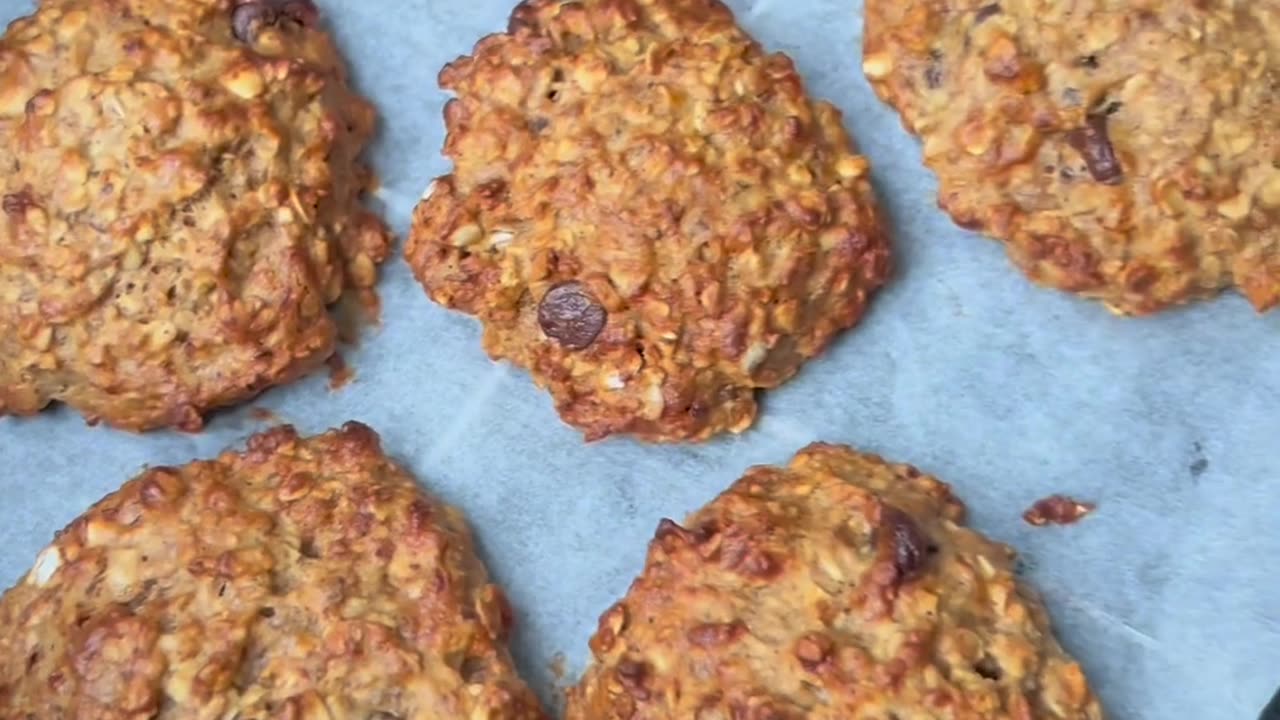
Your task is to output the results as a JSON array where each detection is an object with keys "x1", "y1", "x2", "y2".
[
  {"x1": 566, "y1": 444, "x2": 1103, "y2": 719},
  {"x1": 0, "y1": 0, "x2": 391, "y2": 430},
  {"x1": 864, "y1": 1, "x2": 1280, "y2": 314},
  {"x1": 407, "y1": 0, "x2": 890, "y2": 442},
  {"x1": 0, "y1": 422, "x2": 547, "y2": 720}
]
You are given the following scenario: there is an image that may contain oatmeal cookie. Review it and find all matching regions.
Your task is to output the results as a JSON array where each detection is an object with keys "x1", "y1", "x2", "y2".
[
  {"x1": 0, "y1": 422, "x2": 547, "y2": 720},
  {"x1": 863, "y1": 1, "x2": 1280, "y2": 314},
  {"x1": 566, "y1": 444, "x2": 1104, "y2": 719},
  {"x1": 407, "y1": 0, "x2": 890, "y2": 442},
  {"x1": 0, "y1": 0, "x2": 391, "y2": 430}
]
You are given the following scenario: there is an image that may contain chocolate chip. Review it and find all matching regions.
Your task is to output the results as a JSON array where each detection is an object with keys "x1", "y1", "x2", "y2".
[
  {"x1": 1065, "y1": 113, "x2": 1123, "y2": 184},
  {"x1": 974, "y1": 654, "x2": 1003, "y2": 680},
  {"x1": 537, "y1": 281, "x2": 606, "y2": 350},
  {"x1": 1078, "y1": 54, "x2": 1099, "y2": 69},
  {"x1": 974, "y1": 3, "x2": 1002, "y2": 23},
  {"x1": 879, "y1": 506, "x2": 930, "y2": 585},
  {"x1": 459, "y1": 656, "x2": 488, "y2": 683},
  {"x1": 231, "y1": 0, "x2": 318, "y2": 44}
]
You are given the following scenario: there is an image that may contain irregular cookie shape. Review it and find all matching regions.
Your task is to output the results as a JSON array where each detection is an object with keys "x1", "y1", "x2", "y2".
[
  {"x1": 407, "y1": 0, "x2": 890, "y2": 442},
  {"x1": 0, "y1": 0, "x2": 391, "y2": 430},
  {"x1": 567, "y1": 444, "x2": 1104, "y2": 719},
  {"x1": 863, "y1": 1, "x2": 1280, "y2": 314},
  {"x1": 0, "y1": 422, "x2": 547, "y2": 719}
]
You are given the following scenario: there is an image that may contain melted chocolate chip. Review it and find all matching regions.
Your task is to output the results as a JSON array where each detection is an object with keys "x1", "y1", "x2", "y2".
[
  {"x1": 232, "y1": 0, "x2": 318, "y2": 44},
  {"x1": 974, "y1": 655, "x2": 1004, "y2": 680},
  {"x1": 537, "y1": 281, "x2": 606, "y2": 350},
  {"x1": 615, "y1": 659, "x2": 650, "y2": 700},
  {"x1": 924, "y1": 63, "x2": 943, "y2": 89},
  {"x1": 924, "y1": 48, "x2": 944, "y2": 89},
  {"x1": 974, "y1": 3, "x2": 1002, "y2": 23},
  {"x1": 1065, "y1": 114, "x2": 1123, "y2": 184},
  {"x1": 2, "y1": 191, "x2": 34, "y2": 216},
  {"x1": 880, "y1": 506, "x2": 930, "y2": 585}
]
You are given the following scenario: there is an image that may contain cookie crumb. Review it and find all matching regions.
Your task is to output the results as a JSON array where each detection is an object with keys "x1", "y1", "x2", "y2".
[
  {"x1": 327, "y1": 353, "x2": 354, "y2": 391},
  {"x1": 547, "y1": 652, "x2": 567, "y2": 682},
  {"x1": 249, "y1": 407, "x2": 278, "y2": 422},
  {"x1": 1022, "y1": 495, "x2": 1096, "y2": 526}
]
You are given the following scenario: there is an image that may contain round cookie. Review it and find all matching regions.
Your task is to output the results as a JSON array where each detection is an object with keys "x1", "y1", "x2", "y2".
[
  {"x1": 0, "y1": 0, "x2": 391, "y2": 430},
  {"x1": 863, "y1": 1, "x2": 1280, "y2": 314},
  {"x1": 407, "y1": 0, "x2": 890, "y2": 442},
  {"x1": 566, "y1": 444, "x2": 1104, "y2": 719},
  {"x1": 0, "y1": 422, "x2": 547, "y2": 719}
]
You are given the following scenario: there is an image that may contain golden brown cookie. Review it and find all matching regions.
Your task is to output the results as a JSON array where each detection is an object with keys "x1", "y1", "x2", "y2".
[
  {"x1": 0, "y1": 0, "x2": 391, "y2": 431},
  {"x1": 0, "y1": 422, "x2": 547, "y2": 719},
  {"x1": 863, "y1": 1, "x2": 1280, "y2": 314},
  {"x1": 407, "y1": 0, "x2": 891, "y2": 442},
  {"x1": 566, "y1": 444, "x2": 1104, "y2": 719}
]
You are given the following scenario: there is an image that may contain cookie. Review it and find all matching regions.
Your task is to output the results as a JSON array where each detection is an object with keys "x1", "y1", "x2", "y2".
[
  {"x1": 863, "y1": 1, "x2": 1280, "y2": 314},
  {"x1": 407, "y1": 0, "x2": 891, "y2": 442},
  {"x1": 0, "y1": 422, "x2": 547, "y2": 719},
  {"x1": 0, "y1": 0, "x2": 391, "y2": 430},
  {"x1": 566, "y1": 444, "x2": 1104, "y2": 719}
]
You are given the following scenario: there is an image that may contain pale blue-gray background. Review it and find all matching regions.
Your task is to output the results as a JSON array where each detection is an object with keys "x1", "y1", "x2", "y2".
[{"x1": 1, "y1": 0, "x2": 1277, "y2": 717}]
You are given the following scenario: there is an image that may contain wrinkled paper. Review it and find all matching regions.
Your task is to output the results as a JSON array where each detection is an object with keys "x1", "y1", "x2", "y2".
[{"x1": 1, "y1": 0, "x2": 1278, "y2": 716}]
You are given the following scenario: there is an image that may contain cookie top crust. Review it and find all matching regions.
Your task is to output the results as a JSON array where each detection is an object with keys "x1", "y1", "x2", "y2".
[
  {"x1": 566, "y1": 444, "x2": 1104, "y2": 719},
  {"x1": 864, "y1": 1, "x2": 1280, "y2": 314},
  {"x1": 0, "y1": 422, "x2": 548, "y2": 719},
  {"x1": 0, "y1": 0, "x2": 391, "y2": 430},
  {"x1": 407, "y1": 0, "x2": 890, "y2": 442}
]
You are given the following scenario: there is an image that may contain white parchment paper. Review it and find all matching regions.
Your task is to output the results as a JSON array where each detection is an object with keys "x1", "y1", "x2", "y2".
[{"x1": 1, "y1": 0, "x2": 1278, "y2": 717}]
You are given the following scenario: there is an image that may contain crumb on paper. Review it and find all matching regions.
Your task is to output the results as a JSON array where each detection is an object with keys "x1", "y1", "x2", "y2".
[
  {"x1": 1023, "y1": 495, "x2": 1097, "y2": 526},
  {"x1": 547, "y1": 652, "x2": 566, "y2": 681},
  {"x1": 546, "y1": 651, "x2": 569, "y2": 711},
  {"x1": 333, "y1": 291, "x2": 381, "y2": 345},
  {"x1": 249, "y1": 407, "x2": 277, "y2": 422},
  {"x1": 327, "y1": 353, "x2": 354, "y2": 391}
]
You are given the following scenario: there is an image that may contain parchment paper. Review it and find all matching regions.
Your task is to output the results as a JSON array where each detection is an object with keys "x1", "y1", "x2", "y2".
[{"x1": 1, "y1": 0, "x2": 1278, "y2": 717}]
